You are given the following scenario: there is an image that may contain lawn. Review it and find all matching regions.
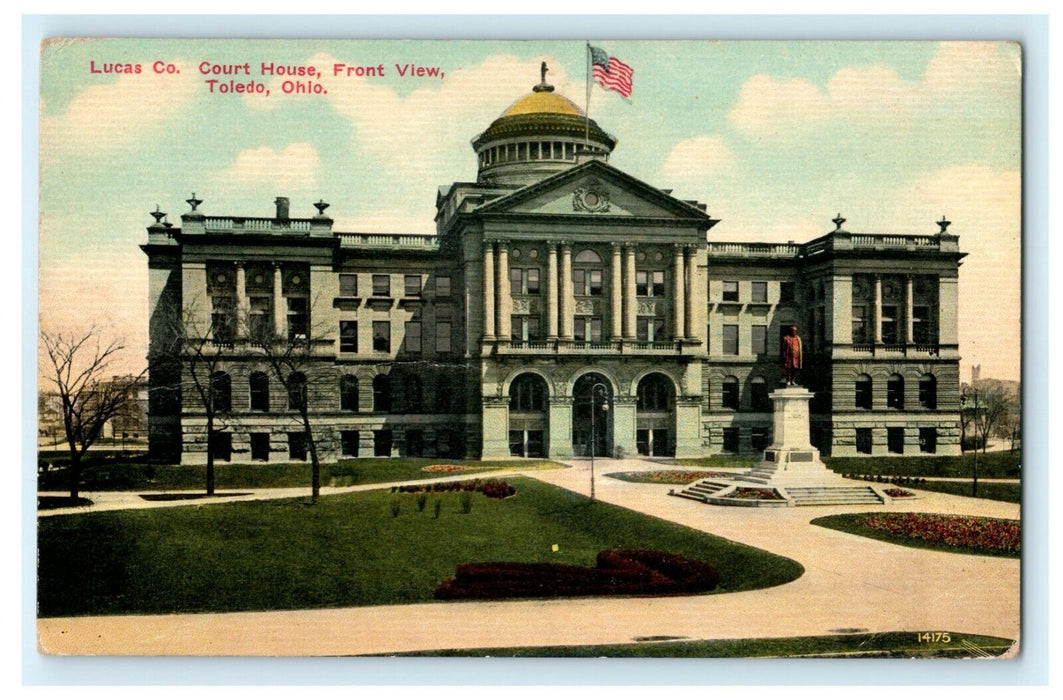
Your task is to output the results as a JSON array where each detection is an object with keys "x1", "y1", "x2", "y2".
[
  {"x1": 811, "y1": 513, "x2": 1020, "y2": 559},
  {"x1": 824, "y1": 451, "x2": 1020, "y2": 479},
  {"x1": 908, "y1": 480, "x2": 1021, "y2": 504},
  {"x1": 394, "y1": 631, "x2": 1014, "y2": 658},
  {"x1": 37, "y1": 456, "x2": 561, "y2": 492},
  {"x1": 605, "y1": 470, "x2": 734, "y2": 485},
  {"x1": 37, "y1": 477, "x2": 804, "y2": 617}
]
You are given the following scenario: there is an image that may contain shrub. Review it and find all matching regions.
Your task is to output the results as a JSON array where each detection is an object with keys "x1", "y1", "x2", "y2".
[
  {"x1": 389, "y1": 499, "x2": 400, "y2": 518},
  {"x1": 460, "y1": 492, "x2": 472, "y2": 513},
  {"x1": 433, "y1": 499, "x2": 442, "y2": 519},
  {"x1": 416, "y1": 493, "x2": 427, "y2": 512}
]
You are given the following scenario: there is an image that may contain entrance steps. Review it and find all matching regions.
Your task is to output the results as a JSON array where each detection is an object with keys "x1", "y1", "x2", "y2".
[
  {"x1": 674, "y1": 479, "x2": 733, "y2": 503},
  {"x1": 782, "y1": 485, "x2": 884, "y2": 506}
]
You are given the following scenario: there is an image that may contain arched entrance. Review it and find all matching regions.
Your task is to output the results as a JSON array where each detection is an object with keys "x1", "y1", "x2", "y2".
[
  {"x1": 635, "y1": 372, "x2": 675, "y2": 456},
  {"x1": 508, "y1": 373, "x2": 548, "y2": 457},
  {"x1": 572, "y1": 372, "x2": 613, "y2": 457}
]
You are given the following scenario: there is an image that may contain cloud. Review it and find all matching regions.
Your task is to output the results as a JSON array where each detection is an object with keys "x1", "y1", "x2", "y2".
[
  {"x1": 922, "y1": 41, "x2": 1020, "y2": 94},
  {"x1": 660, "y1": 135, "x2": 736, "y2": 184},
  {"x1": 727, "y1": 75, "x2": 831, "y2": 135},
  {"x1": 213, "y1": 143, "x2": 322, "y2": 192}
]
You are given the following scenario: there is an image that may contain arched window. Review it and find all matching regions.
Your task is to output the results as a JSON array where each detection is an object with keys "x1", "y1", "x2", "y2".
[
  {"x1": 887, "y1": 374, "x2": 905, "y2": 410},
  {"x1": 636, "y1": 373, "x2": 674, "y2": 411},
  {"x1": 404, "y1": 375, "x2": 423, "y2": 412},
  {"x1": 373, "y1": 374, "x2": 391, "y2": 412},
  {"x1": 919, "y1": 374, "x2": 937, "y2": 409},
  {"x1": 340, "y1": 375, "x2": 359, "y2": 412},
  {"x1": 211, "y1": 371, "x2": 231, "y2": 412},
  {"x1": 249, "y1": 371, "x2": 269, "y2": 412},
  {"x1": 855, "y1": 374, "x2": 872, "y2": 410},
  {"x1": 509, "y1": 374, "x2": 548, "y2": 412},
  {"x1": 722, "y1": 375, "x2": 740, "y2": 410},
  {"x1": 751, "y1": 376, "x2": 771, "y2": 412},
  {"x1": 287, "y1": 372, "x2": 307, "y2": 411}
]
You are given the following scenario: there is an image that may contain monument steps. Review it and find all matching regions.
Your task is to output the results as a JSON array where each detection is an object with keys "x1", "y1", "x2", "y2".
[
  {"x1": 782, "y1": 486, "x2": 883, "y2": 506},
  {"x1": 674, "y1": 479, "x2": 732, "y2": 502}
]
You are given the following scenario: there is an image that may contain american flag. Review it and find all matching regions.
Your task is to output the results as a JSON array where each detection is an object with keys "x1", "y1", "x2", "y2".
[{"x1": 589, "y1": 45, "x2": 633, "y2": 99}]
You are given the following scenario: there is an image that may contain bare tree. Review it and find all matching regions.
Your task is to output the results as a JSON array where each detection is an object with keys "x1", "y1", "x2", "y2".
[
  {"x1": 972, "y1": 380, "x2": 1018, "y2": 455},
  {"x1": 41, "y1": 328, "x2": 146, "y2": 500}
]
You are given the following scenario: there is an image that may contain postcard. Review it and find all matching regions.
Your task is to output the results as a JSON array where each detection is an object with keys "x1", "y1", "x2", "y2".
[{"x1": 36, "y1": 38, "x2": 1021, "y2": 659}]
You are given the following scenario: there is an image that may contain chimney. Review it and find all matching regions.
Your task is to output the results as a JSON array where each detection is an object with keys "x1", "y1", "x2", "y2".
[{"x1": 274, "y1": 196, "x2": 290, "y2": 221}]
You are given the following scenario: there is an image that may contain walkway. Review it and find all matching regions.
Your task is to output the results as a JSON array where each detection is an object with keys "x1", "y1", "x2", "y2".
[{"x1": 37, "y1": 458, "x2": 1020, "y2": 656}]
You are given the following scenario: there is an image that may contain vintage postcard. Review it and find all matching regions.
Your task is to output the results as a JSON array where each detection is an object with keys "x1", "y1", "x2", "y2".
[{"x1": 36, "y1": 38, "x2": 1021, "y2": 659}]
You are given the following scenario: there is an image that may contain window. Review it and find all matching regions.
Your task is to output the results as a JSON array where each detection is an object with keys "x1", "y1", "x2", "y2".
[
  {"x1": 751, "y1": 376, "x2": 770, "y2": 412},
  {"x1": 510, "y1": 374, "x2": 547, "y2": 412},
  {"x1": 852, "y1": 305, "x2": 869, "y2": 344},
  {"x1": 722, "y1": 376, "x2": 739, "y2": 410},
  {"x1": 339, "y1": 321, "x2": 358, "y2": 353},
  {"x1": 881, "y1": 305, "x2": 898, "y2": 344},
  {"x1": 209, "y1": 432, "x2": 232, "y2": 462},
  {"x1": 722, "y1": 427, "x2": 740, "y2": 453},
  {"x1": 435, "y1": 321, "x2": 452, "y2": 353},
  {"x1": 436, "y1": 429, "x2": 454, "y2": 456},
  {"x1": 636, "y1": 271, "x2": 648, "y2": 297},
  {"x1": 722, "y1": 281, "x2": 739, "y2": 302},
  {"x1": 288, "y1": 432, "x2": 307, "y2": 460},
  {"x1": 887, "y1": 427, "x2": 905, "y2": 454},
  {"x1": 250, "y1": 433, "x2": 270, "y2": 461},
  {"x1": 751, "y1": 325, "x2": 767, "y2": 355},
  {"x1": 855, "y1": 375, "x2": 872, "y2": 410},
  {"x1": 652, "y1": 271, "x2": 665, "y2": 297},
  {"x1": 249, "y1": 296, "x2": 271, "y2": 339},
  {"x1": 373, "y1": 321, "x2": 390, "y2": 353},
  {"x1": 404, "y1": 375, "x2": 423, "y2": 412},
  {"x1": 573, "y1": 268, "x2": 603, "y2": 296},
  {"x1": 511, "y1": 316, "x2": 540, "y2": 343},
  {"x1": 511, "y1": 267, "x2": 523, "y2": 294},
  {"x1": 405, "y1": 429, "x2": 424, "y2": 457},
  {"x1": 249, "y1": 372, "x2": 269, "y2": 412},
  {"x1": 912, "y1": 305, "x2": 933, "y2": 344},
  {"x1": 751, "y1": 281, "x2": 767, "y2": 303},
  {"x1": 635, "y1": 318, "x2": 666, "y2": 342},
  {"x1": 526, "y1": 268, "x2": 540, "y2": 294},
  {"x1": 339, "y1": 273, "x2": 358, "y2": 297},
  {"x1": 887, "y1": 374, "x2": 904, "y2": 410},
  {"x1": 340, "y1": 375, "x2": 359, "y2": 412},
  {"x1": 287, "y1": 372, "x2": 307, "y2": 410},
  {"x1": 405, "y1": 321, "x2": 422, "y2": 353},
  {"x1": 636, "y1": 374, "x2": 673, "y2": 411},
  {"x1": 636, "y1": 270, "x2": 666, "y2": 297},
  {"x1": 373, "y1": 429, "x2": 392, "y2": 457},
  {"x1": 372, "y1": 375, "x2": 391, "y2": 412},
  {"x1": 919, "y1": 374, "x2": 937, "y2": 409},
  {"x1": 287, "y1": 297, "x2": 308, "y2": 341},
  {"x1": 919, "y1": 428, "x2": 937, "y2": 454},
  {"x1": 574, "y1": 317, "x2": 603, "y2": 342},
  {"x1": 340, "y1": 430, "x2": 359, "y2": 457},
  {"x1": 856, "y1": 428, "x2": 873, "y2": 454},
  {"x1": 211, "y1": 296, "x2": 235, "y2": 343},
  {"x1": 404, "y1": 275, "x2": 422, "y2": 297},
  {"x1": 210, "y1": 371, "x2": 231, "y2": 412},
  {"x1": 723, "y1": 325, "x2": 739, "y2": 355},
  {"x1": 435, "y1": 276, "x2": 451, "y2": 298},
  {"x1": 372, "y1": 274, "x2": 390, "y2": 297},
  {"x1": 779, "y1": 282, "x2": 795, "y2": 304},
  {"x1": 751, "y1": 427, "x2": 770, "y2": 452}
]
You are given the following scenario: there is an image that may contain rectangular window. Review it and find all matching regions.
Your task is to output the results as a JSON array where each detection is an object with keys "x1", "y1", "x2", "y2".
[
  {"x1": 588, "y1": 270, "x2": 603, "y2": 296},
  {"x1": 852, "y1": 305, "x2": 868, "y2": 344},
  {"x1": 636, "y1": 271, "x2": 649, "y2": 297},
  {"x1": 248, "y1": 296, "x2": 271, "y2": 339},
  {"x1": 881, "y1": 305, "x2": 898, "y2": 344},
  {"x1": 209, "y1": 432, "x2": 232, "y2": 462},
  {"x1": 723, "y1": 325, "x2": 739, "y2": 355},
  {"x1": 341, "y1": 430, "x2": 360, "y2": 457},
  {"x1": 912, "y1": 305, "x2": 932, "y2": 344},
  {"x1": 435, "y1": 321, "x2": 452, "y2": 353},
  {"x1": 526, "y1": 268, "x2": 540, "y2": 294},
  {"x1": 856, "y1": 428, "x2": 873, "y2": 455},
  {"x1": 722, "y1": 281, "x2": 739, "y2": 302},
  {"x1": 751, "y1": 281, "x2": 768, "y2": 303},
  {"x1": 339, "y1": 273, "x2": 358, "y2": 297},
  {"x1": 780, "y1": 281, "x2": 795, "y2": 304},
  {"x1": 250, "y1": 433, "x2": 270, "y2": 462},
  {"x1": 574, "y1": 317, "x2": 603, "y2": 342},
  {"x1": 887, "y1": 427, "x2": 905, "y2": 454},
  {"x1": 573, "y1": 269, "x2": 586, "y2": 295},
  {"x1": 373, "y1": 429, "x2": 392, "y2": 457},
  {"x1": 435, "y1": 276, "x2": 451, "y2": 298},
  {"x1": 574, "y1": 317, "x2": 586, "y2": 342},
  {"x1": 590, "y1": 317, "x2": 603, "y2": 342},
  {"x1": 339, "y1": 321, "x2": 358, "y2": 353},
  {"x1": 751, "y1": 428, "x2": 769, "y2": 452},
  {"x1": 751, "y1": 325, "x2": 767, "y2": 355},
  {"x1": 655, "y1": 318, "x2": 667, "y2": 343},
  {"x1": 373, "y1": 321, "x2": 391, "y2": 353},
  {"x1": 722, "y1": 427, "x2": 740, "y2": 453},
  {"x1": 287, "y1": 297, "x2": 308, "y2": 341},
  {"x1": 510, "y1": 267, "x2": 523, "y2": 294},
  {"x1": 404, "y1": 275, "x2": 422, "y2": 297},
  {"x1": 636, "y1": 317, "x2": 649, "y2": 342},
  {"x1": 211, "y1": 296, "x2": 235, "y2": 343},
  {"x1": 855, "y1": 379, "x2": 872, "y2": 409},
  {"x1": 288, "y1": 432, "x2": 307, "y2": 461},
  {"x1": 405, "y1": 321, "x2": 421, "y2": 353},
  {"x1": 405, "y1": 429, "x2": 424, "y2": 457},
  {"x1": 652, "y1": 271, "x2": 666, "y2": 297},
  {"x1": 919, "y1": 428, "x2": 937, "y2": 454},
  {"x1": 372, "y1": 274, "x2": 390, "y2": 297},
  {"x1": 511, "y1": 315, "x2": 524, "y2": 343}
]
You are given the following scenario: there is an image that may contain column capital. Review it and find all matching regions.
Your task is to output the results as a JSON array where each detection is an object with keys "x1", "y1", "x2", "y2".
[
  {"x1": 559, "y1": 240, "x2": 574, "y2": 250},
  {"x1": 610, "y1": 241, "x2": 623, "y2": 250},
  {"x1": 271, "y1": 261, "x2": 282, "y2": 270},
  {"x1": 496, "y1": 240, "x2": 509, "y2": 252},
  {"x1": 234, "y1": 260, "x2": 246, "y2": 269}
]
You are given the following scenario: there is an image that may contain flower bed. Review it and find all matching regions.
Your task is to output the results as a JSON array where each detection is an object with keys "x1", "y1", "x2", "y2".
[
  {"x1": 863, "y1": 513, "x2": 1019, "y2": 554},
  {"x1": 883, "y1": 488, "x2": 915, "y2": 498},
  {"x1": 607, "y1": 470, "x2": 733, "y2": 485},
  {"x1": 852, "y1": 474, "x2": 929, "y2": 486},
  {"x1": 421, "y1": 464, "x2": 470, "y2": 474},
  {"x1": 434, "y1": 549, "x2": 720, "y2": 600},
  {"x1": 395, "y1": 478, "x2": 516, "y2": 499},
  {"x1": 729, "y1": 487, "x2": 785, "y2": 501}
]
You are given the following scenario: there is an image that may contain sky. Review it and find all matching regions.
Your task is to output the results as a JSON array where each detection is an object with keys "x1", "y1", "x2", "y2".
[{"x1": 37, "y1": 39, "x2": 1021, "y2": 381}]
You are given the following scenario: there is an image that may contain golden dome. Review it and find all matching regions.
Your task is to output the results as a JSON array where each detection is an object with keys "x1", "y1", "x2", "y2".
[{"x1": 501, "y1": 90, "x2": 583, "y2": 118}]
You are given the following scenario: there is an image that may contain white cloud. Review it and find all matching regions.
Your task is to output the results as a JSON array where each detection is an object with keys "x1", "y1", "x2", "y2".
[
  {"x1": 727, "y1": 74, "x2": 830, "y2": 135},
  {"x1": 922, "y1": 41, "x2": 1020, "y2": 94},
  {"x1": 214, "y1": 143, "x2": 322, "y2": 192},
  {"x1": 660, "y1": 135, "x2": 735, "y2": 184}
]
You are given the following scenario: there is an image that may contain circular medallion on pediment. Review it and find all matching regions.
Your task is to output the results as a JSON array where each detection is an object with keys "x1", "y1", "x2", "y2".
[
  {"x1": 511, "y1": 248, "x2": 522, "y2": 259},
  {"x1": 254, "y1": 274, "x2": 265, "y2": 284},
  {"x1": 653, "y1": 251, "x2": 663, "y2": 262},
  {"x1": 852, "y1": 279, "x2": 868, "y2": 298},
  {"x1": 883, "y1": 280, "x2": 900, "y2": 300},
  {"x1": 572, "y1": 185, "x2": 611, "y2": 213},
  {"x1": 291, "y1": 274, "x2": 302, "y2": 286},
  {"x1": 637, "y1": 251, "x2": 647, "y2": 262},
  {"x1": 215, "y1": 272, "x2": 228, "y2": 284},
  {"x1": 528, "y1": 248, "x2": 539, "y2": 259}
]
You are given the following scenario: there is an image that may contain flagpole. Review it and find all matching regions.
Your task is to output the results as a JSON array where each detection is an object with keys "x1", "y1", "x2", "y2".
[{"x1": 584, "y1": 42, "x2": 591, "y2": 146}]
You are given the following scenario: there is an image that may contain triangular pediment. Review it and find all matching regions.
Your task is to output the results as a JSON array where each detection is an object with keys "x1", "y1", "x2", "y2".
[{"x1": 474, "y1": 160, "x2": 715, "y2": 223}]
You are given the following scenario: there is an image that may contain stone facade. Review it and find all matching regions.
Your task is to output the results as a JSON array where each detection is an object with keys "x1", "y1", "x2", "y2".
[{"x1": 143, "y1": 77, "x2": 965, "y2": 464}]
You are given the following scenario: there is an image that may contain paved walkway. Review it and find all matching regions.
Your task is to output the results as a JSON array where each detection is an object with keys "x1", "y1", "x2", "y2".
[{"x1": 37, "y1": 458, "x2": 1020, "y2": 656}]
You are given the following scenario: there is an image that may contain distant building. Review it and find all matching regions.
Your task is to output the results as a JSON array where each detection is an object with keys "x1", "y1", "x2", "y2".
[{"x1": 143, "y1": 74, "x2": 965, "y2": 464}]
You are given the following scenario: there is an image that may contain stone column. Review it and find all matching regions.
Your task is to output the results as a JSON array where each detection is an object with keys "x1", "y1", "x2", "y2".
[
  {"x1": 623, "y1": 245, "x2": 636, "y2": 339},
  {"x1": 272, "y1": 263, "x2": 285, "y2": 339},
  {"x1": 496, "y1": 242, "x2": 511, "y2": 340},
  {"x1": 683, "y1": 247, "x2": 695, "y2": 340},
  {"x1": 905, "y1": 275, "x2": 915, "y2": 344},
  {"x1": 873, "y1": 274, "x2": 883, "y2": 344},
  {"x1": 560, "y1": 243, "x2": 574, "y2": 340},
  {"x1": 673, "y1": 245, "x2": 686, "y2": 340},
  {"x1": 546, "y1": 242, "x2": 559, "y2": 340},
  {"x1": 234, "y1": 262, "x2": 248, "y2": 338},
  {"x1": 610, "y1": 243, "x2": 623, "y2": 340},
  {"x1": 482, "y1": 241, "x2": 495, "y2": 340}
]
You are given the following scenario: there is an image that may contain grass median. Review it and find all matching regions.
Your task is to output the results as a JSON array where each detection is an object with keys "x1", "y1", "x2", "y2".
[{"x1": 38, "y1": 476, "x2": 804, "y2": 617}]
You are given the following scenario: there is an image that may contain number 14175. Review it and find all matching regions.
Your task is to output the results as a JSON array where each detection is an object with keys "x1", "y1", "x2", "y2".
[{"x1": 916, "y1": 632, "x2": 952, "y2": 643}]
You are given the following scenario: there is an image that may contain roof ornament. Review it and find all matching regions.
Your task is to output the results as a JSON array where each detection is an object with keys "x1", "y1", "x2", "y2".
[
  {"x1": 162, "y1": 216, "x2": 173, "y2": 229},
  {"x1": 532, "y1": 61, "x2": 554, "y2": 93},
  {"x1": 314, "y1": 199, "x2": 330, "y2": 216},
  {"x1": 150, "y1": 205, "x2": 166, "y2": 224},
  {"x1": 186, "y1": 192, "x2": 203, "y2": 211},
  {"x1": 832, "y1": 213, "x2": 846, "y2": 231},
  {"x1": 937, "y1": 215, "x2": 951, "y2": 234}
]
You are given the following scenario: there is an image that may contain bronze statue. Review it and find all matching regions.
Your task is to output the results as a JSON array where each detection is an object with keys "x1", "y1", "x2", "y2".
[{"x1": 782, "y1": 325, "x2": 803, "y2": 386}]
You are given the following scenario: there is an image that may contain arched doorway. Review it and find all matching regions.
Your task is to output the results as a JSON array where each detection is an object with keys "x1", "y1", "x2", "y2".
[
  {"x1": 636, "y1": 372, "x2": 675, "y2": 456},
  {"x1": 572, "y1": 372, "x2": 613, "y2": 457},
  {"x1": 508, "y1": 373, "x2": 548, "y2": 457}
]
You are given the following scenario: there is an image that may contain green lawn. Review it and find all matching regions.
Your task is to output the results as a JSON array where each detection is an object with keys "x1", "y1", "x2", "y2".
[
  {"x1": 824, "y1": 451, "x2": 1021, "y2": 479},
  {"x1": 38, "y1": 477, "x2": 804, "y2": 617},
  {"x1": 908, "y1": 480, "x2": 1021, "y2": 504},
  {"x1": 673, "y1": 456, "x2": 758, "y2": 470},
  {"x1": 393, "y1": 631, "x2": 1014, "y2": 658},
  {"x1": 811, "y1": 513, "x2": 1020, "y2": 559},
  {"x1": 37, "y1": 457, "x2": 561, "y2": 492}
]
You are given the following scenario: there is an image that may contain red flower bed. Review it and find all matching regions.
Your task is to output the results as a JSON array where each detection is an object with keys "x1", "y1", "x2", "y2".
[
  {"x1": 614, "y1": 470, "x2": 733, "y2": 484},
  {"x1": 863, "y1": 513, "x2": 1020, "y2": 553},
  {"x1": 434, "y1": 549, "x2": 720, "y2": 600},
  {"x1": 730, "y1": 487, "x2": 785, "y2": 501},
  {"x1": 397, "y1": 478, "x2": 516, "y2": 499},
  {"x1": 883, "y1": 488, "x2": 915, "y2": 498},
  {"x1": 421, "y1": 464, "x2": 469, "y2": 474}
]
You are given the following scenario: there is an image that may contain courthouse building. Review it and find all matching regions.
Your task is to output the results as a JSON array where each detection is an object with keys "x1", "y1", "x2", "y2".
[{"x1": 143, "y1": 74, "x2": 965, "y2": 464}]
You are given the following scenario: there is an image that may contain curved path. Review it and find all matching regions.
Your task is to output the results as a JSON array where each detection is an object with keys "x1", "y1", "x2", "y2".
[{"x1": 37, "y1": 459, "x2": 1020, "y2": 656}]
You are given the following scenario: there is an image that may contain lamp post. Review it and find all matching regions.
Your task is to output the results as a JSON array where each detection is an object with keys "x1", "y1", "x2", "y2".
[
  {"x1": 589, "y1": 382, "x2": 609, "y2": 500},
  {"x1": 962, "y1": 386, "x2": 980, "y2": 497}
]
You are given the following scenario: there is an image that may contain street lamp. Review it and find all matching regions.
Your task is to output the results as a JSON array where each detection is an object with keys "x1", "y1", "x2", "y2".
[
  {"x1": 961, "y1": 386, "x2": 980, "y2": 497},
  {"x1": 589, "y1": 382, "x2": 609, "y2": 500}
]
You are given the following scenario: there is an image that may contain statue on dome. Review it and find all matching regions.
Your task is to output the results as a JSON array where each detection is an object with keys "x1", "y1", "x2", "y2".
[{"x1": 781, "y1": 325, "x2": 803, "y2": 386}]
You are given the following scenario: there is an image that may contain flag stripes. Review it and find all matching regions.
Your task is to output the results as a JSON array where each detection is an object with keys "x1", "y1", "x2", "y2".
[{"x1": 589, "y1": 47, "x2": 633, "y2": 99}]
